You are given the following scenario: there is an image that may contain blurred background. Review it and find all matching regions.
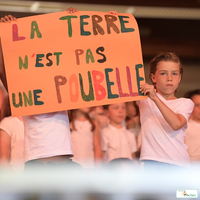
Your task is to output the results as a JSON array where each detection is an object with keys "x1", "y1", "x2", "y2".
[{"x1": 0, "y1": 0, "x2": 200, "y2": 96}]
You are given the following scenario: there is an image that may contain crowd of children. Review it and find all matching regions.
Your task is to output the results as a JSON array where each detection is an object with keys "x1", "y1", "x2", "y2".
[{"x1": 0, "y1": 9, "x2": 199, "y2": 173}]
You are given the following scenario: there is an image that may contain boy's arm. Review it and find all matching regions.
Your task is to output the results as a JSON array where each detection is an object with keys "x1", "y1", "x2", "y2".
[{"x1": 140, "y1": 83, "x2": 188, "y2": 131}]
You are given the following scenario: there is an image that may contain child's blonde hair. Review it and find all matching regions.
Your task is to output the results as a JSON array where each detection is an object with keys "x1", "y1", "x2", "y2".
[{"x1": 149, "y1": 52, "x2": 183, "y2": 89}]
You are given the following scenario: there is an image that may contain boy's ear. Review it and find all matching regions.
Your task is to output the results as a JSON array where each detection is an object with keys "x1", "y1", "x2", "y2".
[
  {"x1": 178, "y1": 74, "x2": 182, "y2": 84},
  {"x1": 150, "y1": 73, "x2": 156, "y2": 83}
]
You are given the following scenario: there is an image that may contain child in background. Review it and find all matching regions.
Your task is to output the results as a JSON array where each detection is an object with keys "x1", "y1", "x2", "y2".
[
  {"x1": 0, "y1": 116, "x2": 24, "y2": 172},
  {"x1": 69, "y1": 107, "x2": 102, "y2": 169},
  {"x1": 125, "y1": 101, "x2": 141, "y2": 139},
  {"x1": 101, "y1": 103, "x2": 137, "y2": 163},
  {"x1": 139, "y1": 52, "x2": 194, "y2": 170},
  {"x1": 0, "y1": 16, "x2": 24, "y2": 172},
  {"x1": 126, "y1": 101, "x2": 141, "y2": 158},
  {"x1": 0, "y1": 92, "x2": 24, "y2": 172},
  {"x1": 184, "y1": 89, "x2": 200, "y2": 162}
]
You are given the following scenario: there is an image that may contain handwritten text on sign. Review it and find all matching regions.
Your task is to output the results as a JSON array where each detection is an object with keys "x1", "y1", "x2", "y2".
[{"x1": 0, "y1": 11, "x2": 146, "y2": 116}]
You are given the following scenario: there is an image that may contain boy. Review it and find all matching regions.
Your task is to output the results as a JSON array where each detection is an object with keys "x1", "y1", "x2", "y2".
[{"x1": 139, "y1": 52, "x2": 194, "y2": 169}]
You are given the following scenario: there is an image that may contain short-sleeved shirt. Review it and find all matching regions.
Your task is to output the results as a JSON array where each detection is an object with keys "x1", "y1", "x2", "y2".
[
  {"x1": 101, "y1": 124, "x2": 137, "y2": 162},
  {"x1": 185, "y1": 119, "x2": 200, "y2": 161},
  {"x1": 139, "y1": 93, "x2": 194, "y2": 167},
  {"x1": 23, "y1": 111, "x2": 73, "y2": 162},
  {"x1": 0, "y1": 117, "x2": 24, "y2": 171}
]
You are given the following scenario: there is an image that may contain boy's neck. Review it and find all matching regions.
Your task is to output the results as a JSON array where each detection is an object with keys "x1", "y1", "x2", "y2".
[
  {"x1": 157, "y1": 90, "x2": 177, "y2": 100},
  {"x1": 109, "y1": 120, "x2": 124, "y2": 129}
]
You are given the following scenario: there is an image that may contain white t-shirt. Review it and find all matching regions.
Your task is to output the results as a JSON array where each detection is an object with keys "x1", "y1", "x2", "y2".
[
  {"x1": 101, "y1": 124, "x2": 137, "y2": 163},
  {"x1": 23, "y1": 111, "x2": 73, "y2": 162},
  {"x1": 139, "y1": 93, "x2": 194, "y2": 167},
  {"x1": 185, "y1": 119, "x2": 200, "y2": 161},
  {"x1": 71, "y1": 120, "x2": 95, "y2": 168},
  {"x1": 0, "y1": 117, "x2": 24, "y2": 172}
]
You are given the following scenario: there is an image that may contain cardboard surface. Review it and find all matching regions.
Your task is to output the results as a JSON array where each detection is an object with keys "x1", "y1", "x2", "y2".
[{"x1": 0, "y1": 11, "x2": 146, "y2": 116}]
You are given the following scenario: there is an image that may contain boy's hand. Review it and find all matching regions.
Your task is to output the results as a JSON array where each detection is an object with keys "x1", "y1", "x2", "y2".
[
  {"x1": 66, "y1": 7, "x2": 78, "y2": 13},
  {"x1": 108, "y1": 11, "x2": 118, "y2": 14},
  {"x1": 140, "y1": 83, "x2": 157, "y2": 101},
  {"x1": 0, "y1": 15, "x2": 16, "y2": 23}
]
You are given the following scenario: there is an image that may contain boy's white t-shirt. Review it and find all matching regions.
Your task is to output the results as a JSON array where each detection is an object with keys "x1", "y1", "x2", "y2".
[
  {"x1": 139, "y1": 93, "x2": 194, "y2": 167},
  {"x1": 101, "y1": 124, "x2": 137, "y2": 163},
  {"x1": 23, "y1": 111, "x2": 73, "y2": 162},
  {"x1": 0, "y1": 116, "x2": 24, "y2": 172},
  {"x1": 185, "y1": 119, "x2": 200, "y2": 161}
]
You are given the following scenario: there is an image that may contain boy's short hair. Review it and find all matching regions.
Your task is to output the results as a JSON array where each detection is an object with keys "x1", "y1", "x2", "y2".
[
  {"x1": 184, "y1": 89, "x2": 200, "y2": 99},
  {"x1": 149, "y1": 52, "x2": 183, "y2": 87}
]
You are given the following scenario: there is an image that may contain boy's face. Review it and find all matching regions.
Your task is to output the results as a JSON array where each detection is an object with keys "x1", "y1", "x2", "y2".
[
  {"x1": 107, "y1": 103, "x2": 126, "y2": 125},
  {"x1": 151, "y1": 61, "x2": 181, "y2": 99},
  {"x1": 191, "y1": 94, "x2": 200, "y2": 122}
]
